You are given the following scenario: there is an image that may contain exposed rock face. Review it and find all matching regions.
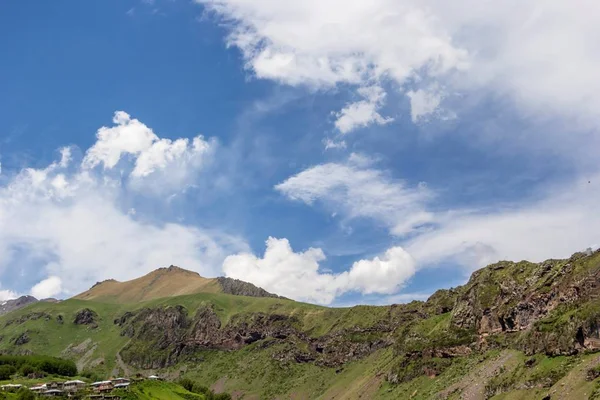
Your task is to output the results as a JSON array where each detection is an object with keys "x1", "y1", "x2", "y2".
[
  {"x1": 450, "y1": 250, "x2": 600, "y2": 355},
  {"x1": 5, "y1": 312, "x2": 51, "y2": 327},
  {"x1": 216, "y1": 277, "x2": 280, "y2": 298},
  {"x1": 116, "y1": 304, "x2": 407, "y2": 369},
  {"x1": 74, "y1": 308, "x2": 98, "y2": 327},
  {"x1": 0, "y1": 296, "x2": 38, "y2": 316},
  {"x1": 14, "y1": 331, "x2": 30, "y2": 345}
]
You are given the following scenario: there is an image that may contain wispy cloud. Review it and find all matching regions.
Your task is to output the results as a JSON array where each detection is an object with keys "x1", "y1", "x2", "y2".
[{"x1": 275, "y1": 155, "x2": 433, "y2": 236}]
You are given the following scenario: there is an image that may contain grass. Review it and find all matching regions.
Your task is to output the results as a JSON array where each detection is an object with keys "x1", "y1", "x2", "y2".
[
  {"x1": 485, "y1": 353, "x2": 579, "y2": 397},
  {"x1": 114, "y1": 380, "x2": 206, "y2": 400}
]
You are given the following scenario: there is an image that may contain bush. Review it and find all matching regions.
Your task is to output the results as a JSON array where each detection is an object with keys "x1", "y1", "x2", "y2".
[
  {"x1": 178, "y1": 378, "x2": 195, "y2": 392},
  {"x1": 0, "y1": 365, "x2": 16, "y2": 380},
  {"x1": 192, "y1": 384, "x2": 210, "y2": 395},
  {"x1": 177, "y1": 378, "x2": 231, "y2": 400},
  {"x1": 18, "y1": 364, "x2": 37, "y2": 377},
  {"x1": 211, "y1": 394, "x2": 232, "y2": 400}
]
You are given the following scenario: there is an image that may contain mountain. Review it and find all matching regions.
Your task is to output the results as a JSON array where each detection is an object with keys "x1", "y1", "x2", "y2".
[
  {"x1": 0, "y1": 295, "x2": 38, "y2": 316},
  {"x1": 1, "y1": 250, "x2": 600, "y2": 399},
  {"x1": 74, "y1": 265, "x2": 279, "y2": 303}
]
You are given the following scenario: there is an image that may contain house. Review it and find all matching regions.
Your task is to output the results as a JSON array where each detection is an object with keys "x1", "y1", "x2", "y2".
[
  {"x1": 111, "y1": 377, "x2": 130, "y2": 385},
  {"x1": 46, "y1": 381, "x2": 64, "y2": 390},
  {"x1": 63, "y1": 379, "x2": 86, "y2": 392},
  {"x1": 91, "y1": 380, "x2": 114, "y2": 393},
  {"x1": 113, "y1": 382, "x2": 130, "y2": 391},
  {"x1": 42, "y1": 389, "x2": 64, "y2": 397},
  {"x1": 30, "y1": 384, "x2": 47, "y2": 393},
  {"x1": 0, "y1": 384, "x2": 22, "y2": 392}
]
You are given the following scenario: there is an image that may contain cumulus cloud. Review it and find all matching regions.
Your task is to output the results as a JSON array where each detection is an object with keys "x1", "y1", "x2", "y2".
[
  {"x1": 0, "y1": 111, "x2": 247, "y2": 297},
  {"x1": 31, "y1": 277, "x2": 62, "y2": 299},
  {"x1": 346, "y1": 246, "x2": 416, "y2": 294},
  {"x1": 83, "y1": 111, "x2": 214, "y2": 193},
  {"x1": 275, "y1": 156, "x2": 432, "y2": 236},
  {"x1": 222, "y1": 237, "x2": 415, "y2": 304}
]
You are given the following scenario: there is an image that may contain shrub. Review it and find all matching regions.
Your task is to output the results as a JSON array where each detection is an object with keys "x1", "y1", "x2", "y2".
[
  {"x1": 0, "y1": 365, "x2": 16, "y2": 380},
  {"x1": 192, "y1": 384, "x2": 210, "y2": 395},
  {"x1": 211, "y1": 393, "x2": 232, "y2": 400},
  {"x1": 178, "y1": 378, "x2": 195, "y2": 392},
  {"x1": 18, "y1": 364, "x2": 36, "y2": 377}
]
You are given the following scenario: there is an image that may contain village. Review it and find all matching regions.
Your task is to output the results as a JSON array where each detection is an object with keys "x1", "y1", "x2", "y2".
[{"x1": 0, "y1": 374, "x2": 161, "y2": 398}]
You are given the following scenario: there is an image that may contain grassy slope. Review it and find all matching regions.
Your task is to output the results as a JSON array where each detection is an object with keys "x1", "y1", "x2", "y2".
[
  {"x1": 8, "y1": 294, "x2": 598, "y2": 399},
  {"x1": 0, "y1": 290, "x2": 405, "y2": 398}
]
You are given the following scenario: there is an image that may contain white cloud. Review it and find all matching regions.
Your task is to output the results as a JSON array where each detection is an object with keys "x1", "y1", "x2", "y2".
[
  {"x1": 82, "y1": 111, "x2": 214, "y2": 192},
  {"x1": 0, "y1": 289, "x2": 17, "y2": 301},
  {"x1": 277, "y1": 156, "x2": 600, "y2": 281},
  {"x1": 275, "y1": 157, "x2": 432, "y2": 236},
  {"x1": 222, "y1": 237, "x2": 416, "y2": 304},
  {"x1": 132, "y1": 136, "x2": 212, "y2": 178},
  {"x1": 323, "y1": 138, "x2": 347, "y2": 150},
  {"x1": 334, "y1": 85, "x2": 393, "y2": 134},
  {"x1": 31, "y1": 277, "x2": 62, "y2": 299},
  {"x1": 198, "y1": 0, "x2": 600, "y2": 140},
  {"x1": 0, "y1": 112, "x2": 247, "y2": 297},
  {"x1": 406, "y1": 85, "x2": 444, "y2": 123},
  {"x1": 83, "y1": 111, "x2": 157, "y2": 170},
  {"x1": 405, "y1": 175, "x2": 600, "y2": 271},
  {"x1": 197, "y1": 0, "x2": 467, "y2": 129},
  {"x1": 346, "y1": 246, "x2": 416, "y2": 294},
  {"x1": 199, "y1": 0, "x2": 466, "y2": 87}
]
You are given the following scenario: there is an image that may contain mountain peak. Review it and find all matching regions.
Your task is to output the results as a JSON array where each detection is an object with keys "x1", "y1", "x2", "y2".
[{"x1": 74, "y1": 266, "x2": 279, "y2": 303}]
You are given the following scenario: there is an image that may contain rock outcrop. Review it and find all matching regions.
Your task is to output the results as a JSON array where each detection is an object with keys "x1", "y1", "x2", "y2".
[
  {"x1": 116, "y1": 304, "x2": 409, "y2": 369},
  {"x1": 74, "y1": 308, "x2": 98, "y2": 327},
  {"x1": 449, "y1": 250, "x2": 600, "y2": 355},
  {"x1": 216, "y1": 277, "x2": 280, "y2": 298}
]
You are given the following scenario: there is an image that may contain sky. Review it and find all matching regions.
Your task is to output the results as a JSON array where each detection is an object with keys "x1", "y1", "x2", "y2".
[{"x1": 0, "y1": 0, "x2": 598, "y2": 305}]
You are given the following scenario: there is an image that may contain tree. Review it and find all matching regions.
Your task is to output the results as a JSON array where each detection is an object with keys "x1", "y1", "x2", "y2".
[
  {"x1": 0, "y1": 365, "x2": 15, "y2": 380},
  {"x1": 19, "y1": 364, "x2": 36, "y2": 377}
]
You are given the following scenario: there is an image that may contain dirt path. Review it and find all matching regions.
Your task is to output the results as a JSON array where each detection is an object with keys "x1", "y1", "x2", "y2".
[
  {"x1": 440, "y1": 351, "x2": 518, "y2": 400},
  {"x1": 113, "y1": 341, "x2": 133, "y2": 377}
]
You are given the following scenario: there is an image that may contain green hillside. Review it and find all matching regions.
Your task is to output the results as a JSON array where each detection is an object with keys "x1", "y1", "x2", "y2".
[{"x1": 1, "y1": 250, "x2": 600, "y2": 399}]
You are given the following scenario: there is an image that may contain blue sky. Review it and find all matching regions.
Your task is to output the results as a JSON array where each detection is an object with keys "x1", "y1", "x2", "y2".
[{"x1": 0, "y1": 0, "x2": 598, "y2": 305}]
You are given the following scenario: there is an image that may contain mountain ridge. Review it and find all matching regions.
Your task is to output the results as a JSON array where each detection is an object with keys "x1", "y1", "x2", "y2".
[
  {"x1": 2, "y1": 249, "x2": 600, "y2": 399},
  {"x1": 73, "y1": 265, "x2": 280, "y2": 303}
]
